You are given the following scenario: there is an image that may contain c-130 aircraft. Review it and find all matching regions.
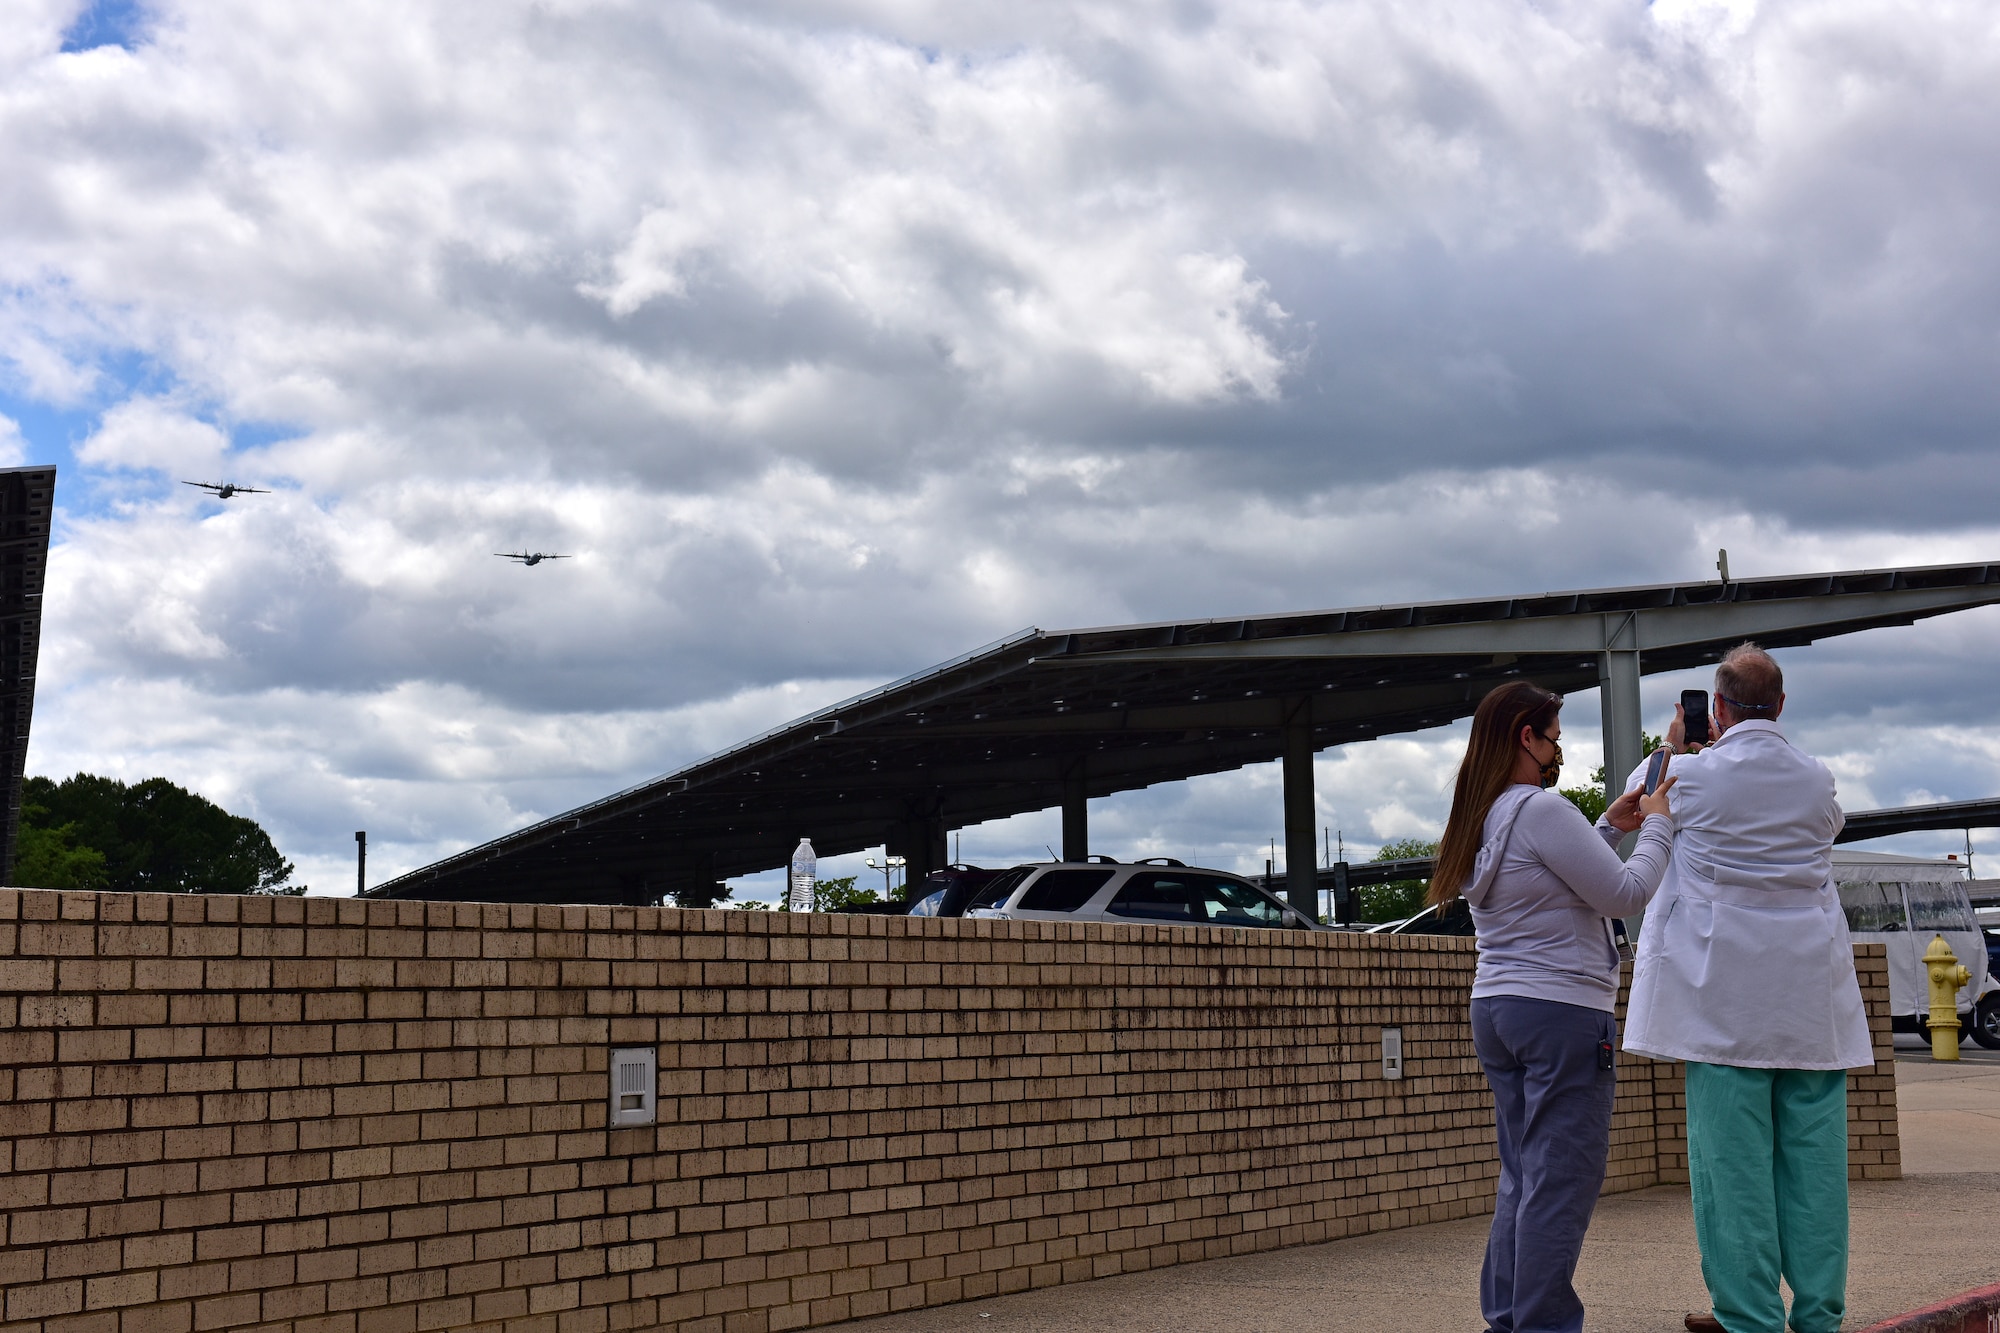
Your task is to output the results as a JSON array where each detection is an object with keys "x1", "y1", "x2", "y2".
[{"x1": 183, "y1": 480, "x2": 269, "y2": 499}]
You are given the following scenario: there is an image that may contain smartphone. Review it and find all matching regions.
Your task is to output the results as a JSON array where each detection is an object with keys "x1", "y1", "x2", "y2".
[
  {"x1": 1681, "y1": 689, "x2": 1711, "y2": 747},
  {"x1": 1643, "y1": 747, "x2": 1670, "y2": 794}
]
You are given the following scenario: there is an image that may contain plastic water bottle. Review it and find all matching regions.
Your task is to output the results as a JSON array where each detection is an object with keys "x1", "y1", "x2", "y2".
[{"x1": 788, "y1": 838, "x2": 816, "y2": 913}]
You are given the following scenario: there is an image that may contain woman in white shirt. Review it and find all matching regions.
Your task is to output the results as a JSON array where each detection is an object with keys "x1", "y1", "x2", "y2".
[{"x1": 1430, "y1": 681, "x2": 1675, "y2": 1333}]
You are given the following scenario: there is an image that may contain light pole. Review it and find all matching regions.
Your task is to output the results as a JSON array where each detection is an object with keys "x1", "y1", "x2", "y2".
[
  {"x1": 864, "y1": 854, "x2": 906, "y2": 899},
  {"x1": 355, "y1": 831, "x2": 366, "y2": 896}
]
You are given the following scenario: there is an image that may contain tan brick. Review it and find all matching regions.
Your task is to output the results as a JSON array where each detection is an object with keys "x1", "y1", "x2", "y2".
[
  {"x1": 191, "y1": 1292, "x2": 260, "y2": 1331},
  {"x1": 119, "y1": 1299, "x2": 194, "y2": 1333},
  {"x1": 84, "y1": 1270, "x2": 158, "y2": 1310},
  {"x1": 8, "y1": 1278, "x2": 84, "y2": 1321}
]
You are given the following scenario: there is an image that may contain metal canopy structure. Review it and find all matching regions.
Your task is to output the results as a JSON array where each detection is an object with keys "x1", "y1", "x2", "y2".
[
  {"x1": 1837, "y1": 798, "x2": 2000, "y2": 844},
  {"x1": 0, "y1": 466, "x2": 54, "y2": 883},
  {"x1": 368, "y1": 561, "x2": 2000, "y2": 907}
]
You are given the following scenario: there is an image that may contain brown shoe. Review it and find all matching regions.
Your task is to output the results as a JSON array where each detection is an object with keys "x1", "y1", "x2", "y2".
[{"x1": 1684, "y1": 1316, "x2": 1725, "y2": 1333}]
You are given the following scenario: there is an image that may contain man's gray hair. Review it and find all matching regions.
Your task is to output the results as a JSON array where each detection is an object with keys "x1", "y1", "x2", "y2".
[{"x1": 1715, "y1": 642, "x2": 1783, "y2": 712}]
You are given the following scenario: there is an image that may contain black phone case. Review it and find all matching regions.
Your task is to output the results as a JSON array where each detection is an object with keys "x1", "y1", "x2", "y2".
[{"x1": 1681, "y1": 690, "x2": 1710, "y2": 746}]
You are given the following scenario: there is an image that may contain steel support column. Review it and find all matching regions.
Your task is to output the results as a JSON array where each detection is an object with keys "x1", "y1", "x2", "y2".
[
  {"x1": 911, "y1": 817, "x2": 947, "y2": 888},
  {"x1": 887, "y1": 806, "x2": 950, "y2": 895},
  {"x1": 1599, "y1": 616, "x2": 1646, "y2": 940},
  {"x1": 1061, "y1": 761, "x2": 1088, "y2": 862},
  {"x1": 1283, "y1": 703, "x2": 1318, "y2": 919},
  {"x1": 1599, "y1": 614, "x2": 1644, "y2": 805}
]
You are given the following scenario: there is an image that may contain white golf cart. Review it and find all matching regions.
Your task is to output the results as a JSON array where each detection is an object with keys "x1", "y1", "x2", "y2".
[{"x1": 1834, "y1": 850, "x2": 1999, "y2": 1049}]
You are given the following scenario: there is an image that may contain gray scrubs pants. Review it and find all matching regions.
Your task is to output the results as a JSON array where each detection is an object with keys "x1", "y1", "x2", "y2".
[{"x1": 1472, "y1": 996, "x2": 1618, "y2": 1333}]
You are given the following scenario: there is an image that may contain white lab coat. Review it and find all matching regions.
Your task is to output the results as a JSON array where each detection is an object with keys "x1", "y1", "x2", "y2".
[{"x1": 1620, "y1": 720, "x2": 1874, "y2": 1070}]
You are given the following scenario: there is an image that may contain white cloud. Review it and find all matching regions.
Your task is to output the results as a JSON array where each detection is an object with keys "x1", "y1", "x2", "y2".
[
  {"x1": 5, "y1": 0, "x2": 2000, "y2": 889},
  {"x1": 0, "y1": 413, "x2": 25, "y2": 467},
  {"x1": 75, "y1": 395, "x2": 229, "y2": 475}
]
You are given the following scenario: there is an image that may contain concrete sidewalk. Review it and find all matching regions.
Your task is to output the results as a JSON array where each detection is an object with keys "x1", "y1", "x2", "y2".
[{"x1": 838, "y1": 1039, "x2": 2000, "y2": 1332}]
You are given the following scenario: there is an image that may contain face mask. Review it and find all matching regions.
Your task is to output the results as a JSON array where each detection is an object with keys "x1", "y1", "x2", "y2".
[{"x1": 1537, "y1": 739, "x2": 1563, "y2": 789}]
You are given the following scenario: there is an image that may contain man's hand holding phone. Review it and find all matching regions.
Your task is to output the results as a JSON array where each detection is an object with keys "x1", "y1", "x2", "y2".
[{"x1": 1666, "y1": 690, "x2": 1712, "y2": 755}]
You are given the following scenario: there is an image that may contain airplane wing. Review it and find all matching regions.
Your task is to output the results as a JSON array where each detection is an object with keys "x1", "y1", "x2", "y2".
[
  {"x1": 182, "y1": 480, "x2": 219, "y2": 490},
  {"x1": 237, "y1": 485, "x2": 270, "y2": 494},
  {"x1": 495, "y1": 553, "x2": 528, "y2": 560}
]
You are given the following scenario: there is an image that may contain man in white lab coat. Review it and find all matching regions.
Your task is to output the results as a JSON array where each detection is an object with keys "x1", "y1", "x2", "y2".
[{"x1": 1619, "y1": 643, "x2": 1872, "y2": 1333}]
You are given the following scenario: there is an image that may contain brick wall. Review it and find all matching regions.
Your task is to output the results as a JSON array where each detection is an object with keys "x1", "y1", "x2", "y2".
[
  {"x1": 0, "y1": 891, "x2": 1896, "y2": 1333},
  {"x1": 1847, "y1": 943, "x2": 1903, "y2": 1179}
]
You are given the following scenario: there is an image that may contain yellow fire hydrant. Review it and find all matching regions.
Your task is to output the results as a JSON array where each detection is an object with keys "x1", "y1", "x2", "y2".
[{"x1": 1924, "y1": 933, "x2": 1971, "y2": 1061}]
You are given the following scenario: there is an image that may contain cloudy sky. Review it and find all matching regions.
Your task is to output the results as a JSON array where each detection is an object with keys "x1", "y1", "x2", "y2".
[{"x1": 6, "y1": 0, "x2": 2000, "y2": 900}]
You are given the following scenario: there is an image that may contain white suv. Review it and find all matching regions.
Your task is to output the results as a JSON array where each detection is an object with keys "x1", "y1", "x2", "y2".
[{"x1": 961, "y1": 858, "x2": 1325, "y2": 933}]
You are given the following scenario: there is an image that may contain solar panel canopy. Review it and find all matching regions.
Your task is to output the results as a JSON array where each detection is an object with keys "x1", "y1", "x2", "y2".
[{"x1": 369, "y1": 561, "x2": 2000, "y2": 905}]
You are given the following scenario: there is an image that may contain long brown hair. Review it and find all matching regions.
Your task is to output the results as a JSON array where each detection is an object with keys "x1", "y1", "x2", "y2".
[{"x1": 1429, "y1": 681, "x2": 1563, "y2": 905}]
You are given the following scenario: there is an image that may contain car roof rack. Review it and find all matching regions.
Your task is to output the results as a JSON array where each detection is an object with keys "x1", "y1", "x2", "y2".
[{"x1": 1133, "y1": 857, "x2": 1187, "y2": 867}]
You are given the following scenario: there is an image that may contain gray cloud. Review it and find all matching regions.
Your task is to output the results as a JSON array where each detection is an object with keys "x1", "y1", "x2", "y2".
[{"x1": 6, "y1": 0, "x2": 2000, "y2": 888}]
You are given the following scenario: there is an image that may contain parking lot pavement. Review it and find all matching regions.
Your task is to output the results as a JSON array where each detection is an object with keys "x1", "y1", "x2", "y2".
[
  {"x1": 1895, "y1": 1034, "x2": 2000, "y2": 1173},
  {"x1": 832, "y1": 1053, "x2": 2000, "y2": 1333}
]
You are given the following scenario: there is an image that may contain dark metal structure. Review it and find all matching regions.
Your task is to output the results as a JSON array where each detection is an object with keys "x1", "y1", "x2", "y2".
[
  {"x1": 0, "y1": 466, "x2": 55, "y2": 883},
  {"x1": 368, "y1": 561, "x2": 2000, "y2": 908},
  {"x1": 1837, "y1": 798, "x2": 2000, "y2": 845}
]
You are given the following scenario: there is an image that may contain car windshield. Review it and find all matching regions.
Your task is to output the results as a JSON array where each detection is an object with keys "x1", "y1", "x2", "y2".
[
  {"x1": 965, "y1": 866, "x2": 1034, "y2": 912},
  {"x1": 1905, "y1": 880, "x2": 1979, "y2": 935},
  {"x1": 1838, "y1": 881, "x2": 1905, "y2": 932},
  {"x1": 1017, "y1": 868, "x2": 1115, "y2": 912}
]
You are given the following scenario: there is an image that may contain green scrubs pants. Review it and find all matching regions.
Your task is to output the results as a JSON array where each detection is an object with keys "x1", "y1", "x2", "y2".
[{"x1": 1685, "y1": 1062, "x2": 1849, "y2": 1333}]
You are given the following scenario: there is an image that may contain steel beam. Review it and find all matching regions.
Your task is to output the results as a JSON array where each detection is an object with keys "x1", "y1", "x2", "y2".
[
  {"x1": 1055, "y1": 583, "x2": 2000, "y2": 664},
  {"x1": 889, "y1": 809, "x2": 949, "y2": 889},
  {"x1": 1061, "y1": 761, "x2": 1088, "y2": 861},
  {"x1": 1598, "y1": 613, "x2": 1644, "y2": 803},
  {"x1": 1837, "y1": 797, "x2": 2000, "y2": 843}
]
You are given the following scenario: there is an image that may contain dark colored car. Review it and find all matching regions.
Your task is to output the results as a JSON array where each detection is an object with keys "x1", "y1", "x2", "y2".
[
  {"x1": 826, "y1": 864, "x2": 1008, "y2": 916},
  {"x1": 903, "y1": 864, "x2": 1009, "y2": 917}
]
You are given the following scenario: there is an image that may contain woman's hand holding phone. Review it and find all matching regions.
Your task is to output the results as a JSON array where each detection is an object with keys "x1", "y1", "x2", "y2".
[
  {"x1": 1637, "y1": 770, "x2": 1675, "y2": 821},
  {"x1": 1635, "y1": 747, "x2": 1676, "y2": 819},
  {"x1": 1604, "y1": 751, "x2": 1676, "y2": 830}
]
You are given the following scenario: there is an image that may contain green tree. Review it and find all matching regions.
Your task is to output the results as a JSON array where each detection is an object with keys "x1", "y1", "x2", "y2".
[
  {"x1": 12, "y1": 809, "x2": 108, "y2": 889},
  {"x1": 1361, "y1": 837, "x2": 1439, "y2": 923},
  {"x1": 769, "y1": 875, "x2": 879, "y2": 912},
  {"x1": 813, "y1": 875, "x2": 879, "y2": 912},
  {"x1": 1558, "y1": 784, "x2": 1609, "y2": 824},
  {"x1": 19, "y1": 774, "x2": 295, "y2": 895}
]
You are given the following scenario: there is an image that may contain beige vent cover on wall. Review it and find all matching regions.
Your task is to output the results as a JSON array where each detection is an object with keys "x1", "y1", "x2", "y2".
[{"x1": 609, "y1": 1046, "x2": 658, "y2": 1126}]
